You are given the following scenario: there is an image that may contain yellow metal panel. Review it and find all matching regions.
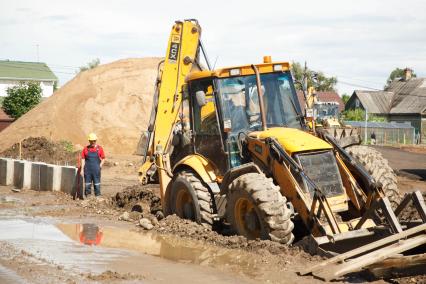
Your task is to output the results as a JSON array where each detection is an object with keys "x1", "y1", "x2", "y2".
[
  {"x1": 150, "y1": 20, "x2": 201, "y2": 200},
  {"x1": 216, "y1": 62, "x2": 290, "y2": 78},
  {"x1": 185, "y1": 70, "x2": 215, "y2": 82},
  {"x1": 153, "y1": 21, "x2": 201, "y2": 151},
  {"x1": 326, "y1": 194, "x2": 349, "y2": 212},
  {"x1": 138, "y1": 160, "x2": 154, "y2": 184},
  {"x1": 249, "y1": 127, "x2": 332, "y2": 154},
  {"x1": 186, "y1": 62, "x2": 291, "y2": 81},
  {"x1": 173, "y1": 154, "x2": 217, "y2": 183}
]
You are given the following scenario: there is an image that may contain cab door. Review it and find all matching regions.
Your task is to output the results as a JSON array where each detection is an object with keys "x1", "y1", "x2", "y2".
[{"x1": 190, "y1": 79, "x2": 228, "y2": 175}]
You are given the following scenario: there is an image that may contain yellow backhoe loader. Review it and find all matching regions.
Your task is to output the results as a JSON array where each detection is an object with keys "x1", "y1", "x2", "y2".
[{"x1": 138, "y1": 19, "x2": 426, "y2": 281}]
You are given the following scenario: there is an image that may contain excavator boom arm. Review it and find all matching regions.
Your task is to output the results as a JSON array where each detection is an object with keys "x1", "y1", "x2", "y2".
[{"x1": 139, "y1": 20, "x2": 201, "y2": 197}]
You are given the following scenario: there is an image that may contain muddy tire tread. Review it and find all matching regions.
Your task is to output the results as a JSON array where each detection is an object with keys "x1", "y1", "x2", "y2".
[
  {"x1": 227, "y1": 173, "x2": 294, "y2": 244},
  {"x1": 346, "y1": 145, "x2": 401, "y2": 208},
  {"x1": 177, "y1": 171, "x2": 214, "y2": 226}
]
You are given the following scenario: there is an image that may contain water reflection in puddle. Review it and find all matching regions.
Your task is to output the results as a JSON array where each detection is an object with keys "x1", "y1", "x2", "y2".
[
  {"x1": 0, "y1": 219, "x2": 136, "y2": 275},
  {"x1": 0, "y1": 218, "x2": 266, "y2": 281},
  {"x1": 57, "y1": 223, "x2": 261, "y2": 277}
]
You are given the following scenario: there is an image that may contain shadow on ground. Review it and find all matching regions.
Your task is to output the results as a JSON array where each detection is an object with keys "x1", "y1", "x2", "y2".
[{"x1": 397, "y1": 169, "x2": 426, "y2": 181}]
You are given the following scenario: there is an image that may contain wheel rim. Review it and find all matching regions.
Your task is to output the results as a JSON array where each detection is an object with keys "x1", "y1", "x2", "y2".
[
  {"x1": 234, "y1": 197, "x2": 261, "y2": 239},
  {"x1": 175, "y1": 187, "x2": 195, "y2": 220}
]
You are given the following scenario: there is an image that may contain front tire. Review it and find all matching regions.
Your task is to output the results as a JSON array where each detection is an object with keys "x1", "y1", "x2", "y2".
[
  {"x1": 169, "y1": 171, "x2": 213, "y2": 226},
  {"x1": 226, "y1": 173, "x2": 294, "y2": 244}
]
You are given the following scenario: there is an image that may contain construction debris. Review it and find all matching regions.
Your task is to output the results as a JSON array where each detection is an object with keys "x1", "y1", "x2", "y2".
[
  {"x1": 1, "y1": 137, "x2": 79, "y2": 165},
  {"x1": 139, "y1": 218, "x2": 154, "y2": 230}
]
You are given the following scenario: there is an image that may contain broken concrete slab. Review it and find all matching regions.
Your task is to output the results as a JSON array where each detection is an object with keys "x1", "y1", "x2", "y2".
[
  {"x1": 39, "y1": 164, "x2": 62, "y2": 191},
  {"x1": 0, "y1": 158, "x2": 15, "y2": 186},
  {"x1": 30, "y1": 162, "x2": 47, "y2": 191},
  {"x1": 13, "y1": 160, "x2": 24, "y2": 189},
  {"x1": 60, "y1": 166, "x2": 80, "y2": 195},
  {"x1": 13, "y1": 160, "x2": 32, "y2": 189}
]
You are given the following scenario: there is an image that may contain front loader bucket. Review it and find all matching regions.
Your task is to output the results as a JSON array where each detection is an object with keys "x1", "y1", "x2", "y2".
[{"x1": 300, "y1": 190, "x2": 426, "y2": 281}]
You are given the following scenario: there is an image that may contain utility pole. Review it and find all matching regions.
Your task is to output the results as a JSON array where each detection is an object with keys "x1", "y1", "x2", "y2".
[
  {"x1": 364, "y1": 108, "x2": 368, "y2": 145},
  {"x1": 304, "y1": 61, "x2": 308, "y2": 92}
]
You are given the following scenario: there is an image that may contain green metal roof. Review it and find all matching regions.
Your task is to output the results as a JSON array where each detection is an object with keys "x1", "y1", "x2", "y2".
[{"x1": 0, "y1": 60, "x2": 57, "y2": 81}]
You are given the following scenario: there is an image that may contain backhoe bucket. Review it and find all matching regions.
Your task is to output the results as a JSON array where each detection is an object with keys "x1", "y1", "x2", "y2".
[{"x1": 300, "y1": 190, "x2": 426, "y2": 281}]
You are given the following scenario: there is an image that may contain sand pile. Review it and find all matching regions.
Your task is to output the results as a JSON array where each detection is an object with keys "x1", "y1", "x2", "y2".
[{"x1": 0, "y1": 57, "x2": 161, "y2": 154}]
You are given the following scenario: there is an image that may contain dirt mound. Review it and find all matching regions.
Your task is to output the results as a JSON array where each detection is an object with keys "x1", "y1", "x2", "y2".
[
  {"x1": 112, "y1": 184, "x2": 162, "y2": 215},
  {"x1": 0, "y1": 57, "x2": 161, "y2": 155},
  {"x1": 1, "y1": 137, "x2": 79, "y2": 165},
  {"x1": 86, "y1": 270, "x2": 146, "y2": 281}
]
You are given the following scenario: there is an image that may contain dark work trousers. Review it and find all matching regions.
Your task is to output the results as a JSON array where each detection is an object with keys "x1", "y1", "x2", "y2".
[{"x1": 84, "y1": 149, "x2": 101, "y2": 196}]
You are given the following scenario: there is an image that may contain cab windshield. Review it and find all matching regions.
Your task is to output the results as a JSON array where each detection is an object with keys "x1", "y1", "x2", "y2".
[{"x1": 218, "y1": 72, "x2": 302, "y2": 133}]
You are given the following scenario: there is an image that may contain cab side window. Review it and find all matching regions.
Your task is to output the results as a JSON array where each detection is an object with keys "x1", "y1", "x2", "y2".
[
  {"x1": 192, "y1": 81, "x2": 219, "y2": 135},
  {"x1": 190, "y1": 80, "x2": 227, "y2": 174}
]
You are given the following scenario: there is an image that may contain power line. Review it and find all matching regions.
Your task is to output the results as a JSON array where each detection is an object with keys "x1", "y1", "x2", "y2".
[
  {"x1": 336, "y1": 75, "x2": 384, "y2": 87},
  {"x1": 308, "y1": 64, "x2": 385, "y2": 91},
  {"x1": 337, "y1": 80, "x2": 382, "y2": 91}
]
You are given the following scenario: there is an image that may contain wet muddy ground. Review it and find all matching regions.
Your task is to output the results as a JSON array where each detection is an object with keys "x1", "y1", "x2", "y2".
[
  {"x1": 0, "y1": 151, "x2": 425, "y2": 283},
  {"x1": 0, "y1": 184, "x2": 329, "y2": 284}
]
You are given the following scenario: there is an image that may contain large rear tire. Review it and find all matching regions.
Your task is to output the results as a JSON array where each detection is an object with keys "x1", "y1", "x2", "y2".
[
  {"x1": 346, "y1": 145, "x2": 401, "y2": 208},
  {"x1": 226, "y1": 173, "x2": 294, "y2": 244},
  {"x1": 169, "y1": 171, "x2": 213, "y2": 226}
]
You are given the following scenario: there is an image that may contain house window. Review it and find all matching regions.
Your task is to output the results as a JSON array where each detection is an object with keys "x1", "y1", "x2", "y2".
[{"x1": 355, "y1": 98, "x2": 360, "y2": 108}]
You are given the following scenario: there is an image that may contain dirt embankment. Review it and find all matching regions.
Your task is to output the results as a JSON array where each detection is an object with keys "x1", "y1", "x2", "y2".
[
  {"x1": 1, "y1": 137, "x2": 80, "y2": 165},
  {"x1": 0, "y1": 57, "x2": 161, "y2": 155}
]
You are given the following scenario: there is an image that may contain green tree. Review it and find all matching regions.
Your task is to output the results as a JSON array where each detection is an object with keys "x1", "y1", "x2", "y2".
[
  {"x1": 341, "y1": 94, "x2": 350, "y2": 105},
  {"x1": 79, "y1": 58, "x2": 100, "y2": 73},
  {"x1": 2, "y1": 81, "x2": 42, "y2": 118},
  {"x1": 342, "y1": 108, "x2": 386, "y2": 122},
  {"x1": 291, "y1": 62, "x2": 338, "y2": 92},
  {"x1": 385, "y1": 67, "x2": 416, "y2": 87}
]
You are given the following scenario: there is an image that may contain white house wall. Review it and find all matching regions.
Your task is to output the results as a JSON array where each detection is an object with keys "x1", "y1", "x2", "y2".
[{"x1": 0, "y1": 80, "x2": 55, "y2": 97}]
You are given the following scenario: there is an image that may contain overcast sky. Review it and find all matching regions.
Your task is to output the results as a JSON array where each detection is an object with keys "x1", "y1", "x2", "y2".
[{"x1": 1, "y1": 0, "x2": 425, "y2": 95}]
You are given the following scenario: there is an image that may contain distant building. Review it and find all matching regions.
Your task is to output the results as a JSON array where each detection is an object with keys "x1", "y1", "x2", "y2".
[
  {"x1": 0, "y1": 60, "x2": 58, "y2": 97},
  {"x1": 345, "y1": 68, "x2": 426, "y2": 143},
  {"x1": 345, "y1": 90, "x2": 393, "y2": 115},
  {"x1": 0, "y1": 108, "x2": 14, "y2": 132},
  {"x1": 297, "y1": 91, "x2": 345, "y2": 112}
]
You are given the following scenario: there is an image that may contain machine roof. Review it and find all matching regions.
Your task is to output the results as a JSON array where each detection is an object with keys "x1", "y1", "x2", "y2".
[{"x1": 186, "y1": 62, "x2": 290, "y2": 82}]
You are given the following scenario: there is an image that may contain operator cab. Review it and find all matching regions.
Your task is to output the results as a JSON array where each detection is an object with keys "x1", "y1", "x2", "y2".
[
  {"x1": 179, "y1": 58, "x2": 346, "y2": 207},
  {"x1": 181, "y1": 58, "x2": 304, "y2": 174}
]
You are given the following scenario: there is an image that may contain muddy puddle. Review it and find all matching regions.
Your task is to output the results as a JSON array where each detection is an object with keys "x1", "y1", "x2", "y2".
[
  {"x1": 0, "y1": 217, "x2": 289, "y2": 283},
  {"x1": 0, "y1": 264, "x2": 27, "y2": 284}
]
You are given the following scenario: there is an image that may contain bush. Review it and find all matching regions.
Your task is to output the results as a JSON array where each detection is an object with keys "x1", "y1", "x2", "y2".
[
  {"x1": 59, "y1": 140, "x2": 74, "y2": 153},
  {"x1": 79, "y1": 58, "x2": 100, "y2": 73},
  {"x1": 342, "y1": 108, "x2": 386, "y2": 122},
  {"x1": 2, "y1": 81, "x2": 42, "y2": 118}
]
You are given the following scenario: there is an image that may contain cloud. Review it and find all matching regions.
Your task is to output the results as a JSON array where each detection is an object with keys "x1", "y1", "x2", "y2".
[{"x1": 1, "y1": 0, "x2": 425, "y2": 94}]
